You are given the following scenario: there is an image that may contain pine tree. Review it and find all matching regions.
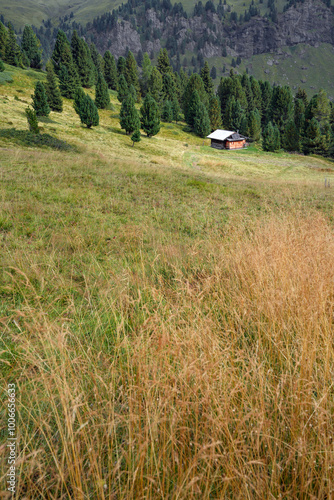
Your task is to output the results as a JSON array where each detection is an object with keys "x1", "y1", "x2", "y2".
[
  {"x1": 270, "y1": 85, "x2": 293, "y2": 135},
  {"x1": 0, "y1": 21, "x2": 7, "y2": 59},
  {"x1": 117, "y1": 74, "x2": 129, "y2": 103},
  {"x1": 45, "y1": 61, "x2": 63, "y2": 112},
  {"x1": 250, "y1": 77, "x2": 262, "y2": 116},
  {"x1": 117, "y1": 56, "x2": 126, "y2": 76},
  {"x1": 171, "y1": 97, "x2": 181, "y2": 123},
  {"x1": 21, "y1": 25, "x2": 42, "y2": 69},
  {"x1": 263, "y1": 121, "x2": 280, "y2": 152},
  {"x1": 71, "y1": 31, "x2": 95, "y2": 88},
  {"x1": 59, "y1": 63, "x2": 80, "y2": 99},
  {"x1": 25, "y1": 107, "x2": 39, "y2": 134},
  {"x1": 302, "y1": 117, "x2": 322, "y2": 155},
  {"x1": 186, "y1": 90, "x2": 201, "y2": 128},
  {"x1": 103, "y1": 51, "x2": 118, "y2": 90},
  {"x1": 283, "y1": 120, "x2": 300, "y2": 152},
  {"x1": 260, "y1": 80, "x2": 273, "y2": 127},
  {"x1": 131, "y1": 129, "x2": 141, "y2": 147},
  {"x1": 194, "y1": 101, "x2": 211, "y2": 138},
  {"x1": 125, "y1": 50, "x2": 140, "y2": 98},
  {"x1": 140, "y1": 52, "x2": 152, "y2": 96},
  {"x1": 162, "y1": 100, "x2": 173, "y2": 122},
  {"x1": 162, "y1": 73, "x2": 176, "y2": 102},
  {"x1": 224, "y1": 97, "x2": 245, "y2": 131},
  {"x1": 157, "y1": 48, "x2": 172, "y2": 76},
  {"x1": 208, "y1": 95, "x2": 222, "y2": 131},
  {"x1": 90, "y1": 43, "x2": 103, "y2": 78},
  {"x1": 295, "y1": 87, "x2": 308, "y2": 109},
  {"x1": 148, "y1": 67, "x2": 163, "y2": 103},
  {"x1": 32, "y1": 81, "x2": 50, "y2": 117},
  {"x1": 129, "y1": 84, "x2": 137, "y2": 101},
  {"x1": 52, "y1": 30, "x2": 72, "y2": 76},
  {"x1": 140, "y1": 94, "x2": 160, "y2": 137},
  {"x1": 73, "y1": 87, "x2": 86, "y2": 118},
  {"x1": 247, "y1": 109, "x2": 261, "y2": 141},
  {"x1": 4, "y1": 22, "x2": 22, "y2": 67},
  {"x1": 78, "y1": 94, "x2": 99, "y2": 128},
  {"x1": 183, "y1": 74, "x2": 208, "y2": 125},
  {"x1": 200, "y1": 61, "x2": 214, "y2": 95},
  {"x1": 120, "y1": 95, "x2": 140, "y2": 134},
  {"x1": 95, "y1": 71, "x2": 110, "y2": 109}
]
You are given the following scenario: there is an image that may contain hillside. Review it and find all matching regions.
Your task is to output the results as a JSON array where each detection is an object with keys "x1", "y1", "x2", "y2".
[{"x1": 1, "y1": 65, "x2": 334, "y2": 498}]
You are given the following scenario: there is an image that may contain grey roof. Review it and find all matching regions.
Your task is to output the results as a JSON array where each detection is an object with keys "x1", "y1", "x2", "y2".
[{"x1": 206, "y1": 130, "x2": 235, "y2": 141}]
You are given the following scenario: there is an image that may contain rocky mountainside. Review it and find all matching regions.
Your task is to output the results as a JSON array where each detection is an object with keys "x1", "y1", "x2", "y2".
[{"x1": 89, "y1": 0, "x2": 333, "y2": 60}]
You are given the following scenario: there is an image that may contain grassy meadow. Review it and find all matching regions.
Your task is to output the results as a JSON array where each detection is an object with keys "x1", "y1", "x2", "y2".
[{"x1": 1, "y1": 64, "x2": 334, "y2": 498}]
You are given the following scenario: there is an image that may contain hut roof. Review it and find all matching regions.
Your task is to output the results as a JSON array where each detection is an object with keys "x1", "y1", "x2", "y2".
[{"x1": 206, "y1": 130, "x2": 235, "y2": 141}]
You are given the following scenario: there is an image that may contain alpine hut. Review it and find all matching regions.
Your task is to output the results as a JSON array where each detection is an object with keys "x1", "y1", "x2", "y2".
[{"x1": 207, "y1": 130, "x2": 246, "y2": 150}]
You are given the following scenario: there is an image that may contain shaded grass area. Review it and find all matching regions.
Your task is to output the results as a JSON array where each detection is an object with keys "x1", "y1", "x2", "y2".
[{"x1": 0, "y1": 128, "x2": 77, "y2": 151}]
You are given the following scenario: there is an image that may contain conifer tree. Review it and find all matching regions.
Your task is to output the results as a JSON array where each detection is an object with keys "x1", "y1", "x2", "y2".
[
  {"x1": 103, "y1": 51, "x2": 118, "y2": 90},
  {"x1": 117, "y1": 56, "x2": 126, "y2": 76},
  {"x1": 140, "y1": 94, "x2": 160, "y2": 137},
  {"x1": 117, "y1": 74, "x2": 129, "y2": 102},
  {"x1": 263, "y1": 121, "x2": 280, "y2": 152},
  {"x1": 5, "y1": 22, "x2": 22, "y2": 67},
  {"x1": 52, "y1": 30, "x2": 72, "y2": 76},
  {"x1": 90, "y1": 43, "x2": 103, "y2": 77},
  {"x1": 294, "y1": 98, "x2": 305, "y2": 133},
  {"x1": 194, "y1": 101, "x2": 211, "y2": 138},
  {"x1": 0, "y1": 58, "x2": 4, "y2": 72},
  {"x1": 183, "y1": 74, "x2": 208, "y2": 125},
  {"x1": 162, "y1": 73, "x2": 175, "y2": 102},
  {"x1": 21, "y1": 25, "x2": 42, "y2": 69},
  {"x1": 295, "y1": 87, "x2": 308, "y2": 109},
  {"x1": 0, "y1": 21, "x2": 7, "y2": 59},
  {"x1": 302, "y1": 117, "x2": 322, "y2": 155},
  {"x1": 131, "y1": 129, "x2": 141, "y2": 147},
  {"x1": 95, "y1": 71, "x2": 110, "y2": 109},
  {"x1": 120, "y1": 95, "x2": 140, "y2": 134},
  {"x1": 224, "y1": 96, "x2": 245, "y2": 131},
  {"x1": 270, "y1": 85, "x2": 293, "y2": 135},
  {"x1": 45, "y1": 61, "x2": 63, "y2": 112},
  {"x1": 71, "y1": 31, "x2": 95, "y2": 88},
  {"x1": 25, "y1": 107, "x2": 39, "y2": 134},
  {"x1": 171, "y1": 97, "x2": 181, "y2": 123},
  {"x1": 200, "y1": 61, "x2": 214, "y2": 95},
  {"x1": 283, "y1": 120, "x2": 300, "y2": 152},
  {"x1": 162, "y1": 100, "x2": 173, "y2": 122},
  {"x1": 125, "y1": 50, "x2": 140, "y2": 97},
  {"x1": 186, "y1": 89, "x2": 201, "y2": 129},
  {"x1": 59, "y1": 63, "x2": 80, "y2": 99},
  {"x1": 208, "y1": 95, "x2": 222, "y2": 131},
  {"x1": 247, "y1": 109, "x2": 261, "y2": 141},
  {"x1": 260, "y1": 80, "x2": 273, "y2": 126},
  {"x1": 250, "y1": 77, "x2": 262, "y2": 115},
  {"x1": 140, "y1": 53, "x2": 152, "y2": 96},
  {"x1": 157, "y1": 48, "x2": 172, "y2": 76},
  {"x1": 73, "y1": 87, "x2": 86, "y2": 118},
  {"x1": 148, "y1": 67, "x2": 163, "y2": 103},
  {"x1": 32, "y1": 81, "x2": 50, "y2": 117},
  {"x1": 78, "y1": 94, "x2": 99, "y2": 128}
]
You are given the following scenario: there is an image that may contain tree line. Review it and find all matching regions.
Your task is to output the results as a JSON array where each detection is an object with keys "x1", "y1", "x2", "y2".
[{"x1": 2, "y1": 26, "x2": 334, "y2": 157}]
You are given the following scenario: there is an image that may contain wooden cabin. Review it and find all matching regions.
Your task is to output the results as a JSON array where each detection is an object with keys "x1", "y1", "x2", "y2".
[{"x1": 207, "y1": 130, "x2": 247, "y2": 150}]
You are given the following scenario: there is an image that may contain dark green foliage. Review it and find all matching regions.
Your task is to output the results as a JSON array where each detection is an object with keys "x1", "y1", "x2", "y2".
[
  {"x1": 162, "y1": 100, "x2": 173, "y2": 122},
  {"x1": 21, "y1": 25, "x2": 42, "y2": 69},
  {"x1": 295, "y1": 87, "x2": 308, "y2": 109},
  {"x1": 73, "y1": 87, "x2": 86, "y2": 117},
  {"x1": 32, "y1": 81, "x2": 50, "y2": 117},
  {"x1": 120, "y1": 95, "x2": 140, "y2": 134},
  {"x1": 157, "y1": 48, "x2": 172, "y2": 76},
  {"x1": 4, "y1": 22, "x2": 22, "y2": 67},
  {"x1": 25, "y1": 107, "x2": 39, "y2": 134},
  {"x1": 194, "y1": 101, "x2": 211, "y2": 138},
  {"x1": 0, "y1": 58, "x2": 4, "y2": 72},
  {"x1": 186, "y1": 90, "x2": 201, "y2": 129},
  {"x1": 140, "y1": 94, "x2": 160, "y2": 137},
  {"x1": 162, "y1": 73, "x2": 176, "y2": 102},
  {"x1": 302, "y1": 118, "x2": 322, "y2": 155},
  {"x1": 78, "y1": 94, "x2": 99, "y2": 128},
  {"x1": 103, "y1": 51, "x2": 118, "y2": 90},
  {"x1": 183, "y1": 74, "x2": 208, "y2": 125},
  {"x1": 59, "y1": 63, "x2": 80, "y2": 99},
  {"x1": 117, "y1": 56, "x2": 126, "y2": 76},
  {"x1": 200, "y1": 61, "x2": 214, "y2": 95},
  {"x1": 294, "y1": 98, "x2": 305, "y2": 132},
  {"x1": 95, "y1": 72, "x2": 110, "y2": 109},
  {"x1": 117, "y1": 74, "x2": 128, "y2": 103},
  {"x1": 0, "y1": 21, "x2": 7, "y2": 59},
  {"x1": 260, "y1": 80, "x2": 273, "y2": 126},
  {"x1": 140, "y1": 53, "x2": 152, "y2": 96},
  {"x1": 248, "y1": 109, "x2": 261, "y2": 141},
  {"x1": 217, "y1": 75, "x2": 246, "y2": 120},
  {"x1": 90, "y1": 43, "x2": 103, "y2": 77},
  {"x1": 148, "y1": 67, "x2": 163, "y2": 103},
  {"x1": 71, "y1": 31, "x2": 95, "y2": 88},
  {"x1": 125, "y1": 51, "x2": 140, "y2": 98},
  {"x1": 210, "y1": 66, "x2": 217, "y2": 80},
  {"x1": 129, "y1": 84, "x2": 137, "y2": 101},
  {"x1": 262, "y1": 121, "x2": 280, "y2": 152},
  {"x1": 224, "y1": 97, "x2": 245, "y2": 131},
  {"x1": 45, "y1": 61, "x2": 63, "y2": 112},
  {"x1": 171, "y1": 97, "x2": 181, "y2": 123},
  {"x1": 131, "y1": 129, "x2": 141, "y2": 146},
  {"x1": 270, "y1": 85, "x2": 293, "y2": 135},
  {"x1": 283, "y1": 120, "x2": 300, "y2": 152},
  {"x1": 208, "y1": 95, "x2": 222, "y2": 131},
  {"x1": 52, "y1": 30, "x2": 72, "y2": 76}
]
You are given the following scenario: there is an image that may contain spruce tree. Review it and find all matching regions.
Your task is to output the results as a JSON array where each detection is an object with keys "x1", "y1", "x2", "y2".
[
  {"x1": 59, "y1": 63, "x2": 80, "y2": 99},
  {"x1": 186, "y1": 90, "x2": 202, "y2": 129},
  {"x1": 208, "y1": 95, "x2": 222, "y2": 131},
  {"x1": 95, "y1": 71, "x2": 110, "y2": 109},
  {"x1": 270, "y1": 85, "x2": 293, "y2": 135},
  {"x1": 78, "y1": 94, "x2": 99, "y2": 128},
  {"x1": 131, "y1": 129, "x2": 141, "y2": 147},
  {"x1": 294, "y1": 98, "x2": 305, "y2": 133},
  {"x1": 194, "y1": 101, "x2": 211, "y2": 138},
  {"x1": 283, "y1": 120, "x2": 300, "y2": 152},
  {"x1": 45, "y1": 61, "x2": 63, "y2": 112},
  {"x1": 73, "y1": 87, "x2": 86, "y2": 118},
  {"x1": 183, "y1": 74, "x2": 208, "y2": 124},
  {"x1": 162, "y1": 100, "x2": 173, "y2": 122},
  {"x1": 71, "y1": 31, "x2": 95, "y2": 88},
  {"x1": 4, "y1": 22, "x2": 22, "y2": 67},
  {"x1": 0, "y1": 21, "x2": 7, "y2": 59},
  {"x1": 171, "y1": 97, "x2": 181, "y2": 123},
  {"x1": 117, "y1": 56, "x2": 126, "y2": 76},
  {"x1": 140, "y1": 52, "x2": 152, "y2": 96},
  {"x1": 103, "y1": 51, "x2": 118, "y2": 90},
  {"x1": 32, "y1": 81, "x2": 50, "y2": 117},
  {"x1": 120, "y1": 95, "x2": 140, "y2": 134},
  {"x1": 25, "y1": 107, "x2": 39, "y2": 134},
  {"x1": 250, "y1": 77, "x2": 262, "y2": 115},
  {"x1": 162, "y1": 73, "x2": 176, "y2": 102},
  {"x1": 140, "y1": 94, "x2": 160, "y2": 137},
  {"x1": 263, "y1": 122, "x2": 280, "y2": 152},
  {"x1": 247, "y1": 109, "x2": 261, "y2": 141},
  {"x1": 125, "y1": 50, "x2": 140, "y2": 98},
  {"x1": 200, "y1": 61, "x2": 214, "y2": 95},
  {"x1": 90, "y1": 43, "x2": 103, "y2": 79},
  {"x1": 157, "y1": 48, "x2": 172, "y2": 76},
  {"x1": 128, "y1": 84, "x2": 137, "y2": 101},
  {"x1": 302, "y1": 118, "x2": 322, "y2": 155},
  {"x1": 117, "y1": 74, "x2": 129, "y2": 102},
  {"x1": 21, "y1": 25, "x2": 42, "y2": 69},
  {"x1": 52, "y1": 30, "x2": 72, "y2": 76},
  {"x1": 148, "y1": 67, "x2": 163, "y2": 103}
]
